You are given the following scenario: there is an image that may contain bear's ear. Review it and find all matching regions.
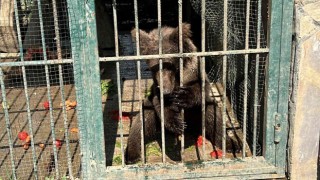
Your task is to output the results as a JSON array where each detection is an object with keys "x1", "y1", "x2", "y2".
[
  {"x1": 131, "y1": 28, "x2": 152, "y2": 54},
  {"x1": 169, "y1": 23, "x2": 192, "y2": 43}
]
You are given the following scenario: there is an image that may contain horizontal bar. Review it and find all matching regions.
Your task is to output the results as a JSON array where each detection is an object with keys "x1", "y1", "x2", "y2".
[
  {"x1": 0, "y1": 59, "x2": 73, "y2": 67},
  {"x1": 0, "y1": 53, "x2": 20, "y2": 58},
  {"x1": 106, "y1": 157, "x2": 282, "y2": 179},
  {"x1": 100, "y1": 48, "x2": 269, "y2": 61}
]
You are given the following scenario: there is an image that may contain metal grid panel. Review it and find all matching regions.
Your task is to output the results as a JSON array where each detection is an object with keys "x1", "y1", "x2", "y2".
[
  {"x1": 0, "y1": 0, "x2": 80, "y2": 179},
  {"x1": 101, "y1": 0, "x2": 268, "y2": 168}
]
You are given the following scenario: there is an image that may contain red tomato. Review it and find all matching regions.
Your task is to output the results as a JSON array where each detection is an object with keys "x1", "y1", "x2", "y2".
[
  {"x1": 210, "y1": 149, "x2": 223, "y2": 159},
  {"x1": 43, "y1": 101, "x2": 50, "y2": 110},
  {"x1": 18, "y1": 131, "x2": 29, "y2": 141},
  {"x1": 55, "y1": 140, "x2": 62, "y2": 148}
]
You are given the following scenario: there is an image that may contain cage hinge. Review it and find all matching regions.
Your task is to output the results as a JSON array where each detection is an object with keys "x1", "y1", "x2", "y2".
[{"x1": 274, "y1": 114, "x2": 281, "y2": 143}]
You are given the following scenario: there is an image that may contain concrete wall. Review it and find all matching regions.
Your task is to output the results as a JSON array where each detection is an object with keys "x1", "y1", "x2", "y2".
[{"x1": 289, "y1": 0, "x2": 320, "y2": 179}]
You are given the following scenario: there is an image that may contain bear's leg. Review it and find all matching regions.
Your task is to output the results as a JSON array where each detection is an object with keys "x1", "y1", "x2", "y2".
[
  {"x1": 125, "y1": 100, "x2": 159, "y2": 164},
  {"x1": 205, "y1": 103, "x2": 224, "y2": 151}
]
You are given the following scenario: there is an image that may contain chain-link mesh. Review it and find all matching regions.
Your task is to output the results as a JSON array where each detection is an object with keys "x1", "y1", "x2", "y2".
[
  {"x1": 190, "y1": 0, "x2": 267, "y2": 155},
  {"x1": 0, "y1": 0, "x2": 80, "y2": 179}
]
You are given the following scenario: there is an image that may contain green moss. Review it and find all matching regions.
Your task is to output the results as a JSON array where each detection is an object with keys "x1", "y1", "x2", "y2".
[
  {"x1": 101, "y1": 80, "x2": 115, "y2": 96},
  {"x1": 113, "y1": 155, "x2": 122, "y2": 165},
  {"x1": 146, "y1": 142, "x2": 162, "y2": 157}
]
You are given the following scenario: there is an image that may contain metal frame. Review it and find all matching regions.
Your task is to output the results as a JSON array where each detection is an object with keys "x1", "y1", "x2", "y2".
[{"x1": 0, "y1": 0, "x2": 293, "y2": 179}]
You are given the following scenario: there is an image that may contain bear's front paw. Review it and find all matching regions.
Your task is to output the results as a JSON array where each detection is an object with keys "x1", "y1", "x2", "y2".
[{"x1": 169, "y1": 86, "x2": 192, "y2": 109}]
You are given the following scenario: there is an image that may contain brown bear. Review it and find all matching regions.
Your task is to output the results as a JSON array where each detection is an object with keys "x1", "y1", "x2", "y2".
[{"x1": 125, "y1": 23, "x2": 224, "y2": 164}]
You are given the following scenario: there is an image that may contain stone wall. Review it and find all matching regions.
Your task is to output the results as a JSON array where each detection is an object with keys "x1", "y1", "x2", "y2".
[{"x1": 289, "y1": 1, "x2": 320, "y2": 179}]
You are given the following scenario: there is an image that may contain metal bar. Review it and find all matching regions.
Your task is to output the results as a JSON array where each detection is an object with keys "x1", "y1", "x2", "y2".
[
  {"x1": 0, "y1": 68, "x2": 16, "y2": 179},
  {"x1": 201, "y1": 0, "x2": 206, "y2": 160},
  {"x1": 36, "y1": 0, "x2": 59, "y2": 177},
  {"x1": 222, "y1": 0, "x2": 228, "y2": 160},
  {"x1": 0, "y1": 59, "x2": 73, "y2": 67},
  {"x1": 178, "y1": 0, "x2": 184, "y2": 162},
  {"x1": 51, "y1": 0, "x2": 73, "y2": 176},
  {"x1": 13, "y1": 0, "x2": 38, "y2": 178},
  {"x1": 0, "y1": 53, "x2": 20, "y2": 58},
  {"x1": 112, "y1": 0, "x2": 119, "y2": 57},
  {"x1": 253, "y1": 0, "x2": 262, "y2": 158},
  {"x1": 242, "y1": 0, "x2": 251, "y2": 159},
  {"x1": 133, "y1": 0, "x2": 145, "y2": 164},
  {"x1": 112, "y1": 0, "x2": 125, "y2": 167},
  {"x1": 99, "y1": 48, "x2": 269, "y2": 62},
  {"x1": 157, "y1": 0, "x2": 166, "y2": 164}
]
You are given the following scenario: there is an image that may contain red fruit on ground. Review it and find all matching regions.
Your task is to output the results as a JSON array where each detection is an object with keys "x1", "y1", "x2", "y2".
[
  {"x1": 55, "y1": 140, "x2": 62, "y2": 148},
  {"x1": 18, "y1": 131, "x2": 29, "y2": 141},
  {"x1": 110, "y1": 110, "x2": 130, "y2": 121},
  {"x1": 210, "y1": 149, "x2": 223, "y2": 159},
  {"x1": 43, "y1": 101, "x2": 50, "y2": 110}
]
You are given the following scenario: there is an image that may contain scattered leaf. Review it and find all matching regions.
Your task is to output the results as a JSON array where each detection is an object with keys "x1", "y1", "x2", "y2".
[
  {"x1": 70, "y1": 128, "x2": 79, "y2": 133},
  {"x1": 18, "y1": 131, "x2": 29, "y2": 141},
  {"x1": 2, "y1": 102, "x2": 10, "y2": 110}
]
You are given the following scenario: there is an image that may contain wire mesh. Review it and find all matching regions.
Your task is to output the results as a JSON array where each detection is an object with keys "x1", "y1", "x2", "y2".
[
  {"x1": 0, "y1": 0, "x2": 80, "y2": 179},
  {"x1": 190, "y1": 0, "x2": 267, "y2": 155}
]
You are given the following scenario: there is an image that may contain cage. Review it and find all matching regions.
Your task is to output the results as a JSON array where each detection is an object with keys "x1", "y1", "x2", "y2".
[{"x1": 0, "y1": 0, "x2": 293, "y2": 179}]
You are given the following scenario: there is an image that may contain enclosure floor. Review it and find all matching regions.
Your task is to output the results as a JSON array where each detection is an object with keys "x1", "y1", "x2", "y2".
[{"x1": 0, "y1": 85, "x2": 81, "y2": 179}]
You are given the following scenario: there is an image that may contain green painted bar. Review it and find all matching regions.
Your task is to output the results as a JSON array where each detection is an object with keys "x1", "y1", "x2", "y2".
[
  {"x1": 66, "y1": 0, "x2": 106, "y2": 178},
  {"x1": 66, "y1": 2, "x2": 89, "y2": 178},
  {"x1": 276, "y1": 0, "x2": 294, "y2": 174},
  {"x1": 264, "y1": 0, "x2": 283, "y2": 166}
]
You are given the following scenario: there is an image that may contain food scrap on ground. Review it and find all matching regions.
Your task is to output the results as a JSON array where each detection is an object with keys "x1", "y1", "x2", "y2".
[
  {"x1": 39, "y1": 143, "x2": 45, "y2": 149},
  {"x1": 70, "y1": 127, "x2": 79, "y2": 133},
  {"x1": 110, "y1": 110, "x2": 130, "y2": 121},
  {"x1": 210, "y1": 149, "x2": 223, "y2": 159},
  {"x1": 18, "y1": 131, "x2": 29, "y2": 141},
  {"x1": 60, "y1": 100, "x2": 77, "y2": 110},
  {"x1": 195, "y1": 136, "x2": 208, "y2": 147},
  {"x1": 55, "y1": 140, "x2": 62, "y2": 148},
  {"x1": 43, "y1": 101, "x2": 50, "y2": 110}
]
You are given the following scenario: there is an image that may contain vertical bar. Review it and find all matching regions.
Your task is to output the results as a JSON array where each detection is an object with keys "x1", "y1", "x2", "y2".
[
  {"x1": 253, "y1": 0, "x2": 262, "y2": 158},
  {"x1": 112, "y1": 0, "x2": 125, "y2": 167},
  {"x1": 13, "y1": 0, "x2": 38, "y2": 178},
  {"x1": 157, "y1": 0, "x2": 166, "y2": 164},
  {"x1": 0, "y1": 68, "x2": 16, "y2": 179},
  {"x1": 133, "y1": 0, "x2": 145, "y2": 164},
  {"x1": 242, "y1": 0, "x2": 251, "y2": 158},
  {"x1": 264, "y1": 0, "x2": 282, "y2": 165},
  {"x1": 36, "y1": 0, "x2": 60, "y2": 177},
  {"x1": 222, "y1": 0, "x2": 228, "y2": 160},
  {"x1": 51, "y1": 0, "x2": 73, "y2": 176},
  {"x1": 178, "y1": 0, "x2": 184, "y2": 162},
  {"x1": 200, "y1": 0, "x2": 206, "y2": 160},
  {"x1": 275, "y1": 0, "x2": 294, "y2": 173}
]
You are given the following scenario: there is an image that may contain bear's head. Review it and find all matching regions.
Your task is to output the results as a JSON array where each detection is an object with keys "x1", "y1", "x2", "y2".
[{"x1": 131, "y1": 23, "x2": 198, "y2": 95}]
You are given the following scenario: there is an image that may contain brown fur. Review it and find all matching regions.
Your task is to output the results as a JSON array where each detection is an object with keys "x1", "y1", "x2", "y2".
[{"x1": 125, "y1": 23, "x2": 225, "y2": 164}]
